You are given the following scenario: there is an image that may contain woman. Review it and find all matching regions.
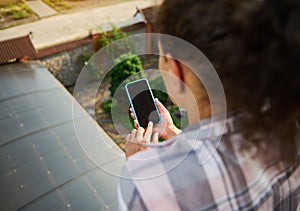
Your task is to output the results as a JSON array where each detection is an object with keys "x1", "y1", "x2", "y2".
[{"x1": 119, "y1": 0, "x2": 300, "y2": 210}]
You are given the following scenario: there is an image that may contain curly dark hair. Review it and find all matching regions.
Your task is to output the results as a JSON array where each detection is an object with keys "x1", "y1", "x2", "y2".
[{"x1": 155, "y1": 0, "x2": 300, "y2": 162}]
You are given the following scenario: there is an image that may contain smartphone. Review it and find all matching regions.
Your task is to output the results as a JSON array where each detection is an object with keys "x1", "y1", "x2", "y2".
[{"x1": 125, "y1": 78, "x2": 161, "y2": 128}]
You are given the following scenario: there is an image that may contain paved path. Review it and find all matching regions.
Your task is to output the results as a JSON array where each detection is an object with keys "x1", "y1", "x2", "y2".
[
  {"x1": 25, "y1": 0, "x2": 57, "y2": 18},
  {"x1": 0, "y1": 0, "x2": 156, "y2": 49}
]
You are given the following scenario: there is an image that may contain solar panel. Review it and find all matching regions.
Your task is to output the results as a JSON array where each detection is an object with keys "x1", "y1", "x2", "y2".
[{"x1": 0, "y1": 62, "x2": 125, "y2": 210}]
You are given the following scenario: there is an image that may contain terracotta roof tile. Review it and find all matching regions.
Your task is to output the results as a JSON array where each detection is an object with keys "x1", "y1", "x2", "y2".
[{"x1": 0, "y1": 35, "x2": 37, "y2": 64}]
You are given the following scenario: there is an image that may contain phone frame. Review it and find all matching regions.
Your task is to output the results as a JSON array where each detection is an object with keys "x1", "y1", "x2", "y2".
[{"x1": 125, "y1": 78, "x2": 161, "y2": 128}]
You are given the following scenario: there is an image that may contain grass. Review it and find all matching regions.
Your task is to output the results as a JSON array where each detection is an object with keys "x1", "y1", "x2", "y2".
[
  {"x1": 42, "y1": 0, "x2": 72, "y2": 11},
  {"x1": 42, "y1": 0, "x2": 59, "y2": 11},
  {"x1": 0, "y1": 3, "x2": 34, "y2": 20},
  {"x1": 43, "y1": 0, "x2": 133, "y2": 13},
  {"x1": 55, "y1": 1, "x2": 72, "y2": 9}
]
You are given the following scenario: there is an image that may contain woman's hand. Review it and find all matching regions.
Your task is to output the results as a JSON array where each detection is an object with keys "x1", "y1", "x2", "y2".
[
  {"x1": 130, "y1": 98, "x2": 181, "y2": 140},
  {"x1": 125, "y1": 121, "x2": 159, "y2": 159}
]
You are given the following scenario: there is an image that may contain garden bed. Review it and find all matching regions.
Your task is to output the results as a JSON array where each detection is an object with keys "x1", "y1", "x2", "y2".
[
  {"x1": 0, "y1": 0, "x2": 133, "y2": 29},
  {"x1": 0, "y1": 3, "x2": 38, "y2": 29}
]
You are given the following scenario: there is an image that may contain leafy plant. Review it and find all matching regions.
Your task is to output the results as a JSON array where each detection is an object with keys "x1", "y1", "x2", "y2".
[
  {"x1": 101, "y1": 99, "x2": 112, "y2": 115},
  {"x1": 80, "y1": 52, "x2": 94, "y2": 63},
  {"x1": 96, "y1": 25, "x2": 135, "y2": 60},
  {"x1": 1, "y1": 3, "x2": 33, "y2": 20},
  {"x1": 98, "y1": 25, "x2": 127, "y2": 49},
  {"x1": 109, "y1": 53, "x2": 144, "y2": 98},
  {"x1": 99, "y1": 53, "x2": 143, "y2": 123},
  {"x1": 85, "y1": 25, "x2": 131, "y2": 81},
  {"x1": 12, "y1": 10, "x2": 29, "y2": 19}
]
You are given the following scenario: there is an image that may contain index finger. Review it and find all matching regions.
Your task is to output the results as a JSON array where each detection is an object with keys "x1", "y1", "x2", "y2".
[
  {"x1": 155, "y1": 98, "x2": 168, "y2": 113},
  {"x1": 130, "y1": 112, "x2": 136, "y2": 120}
]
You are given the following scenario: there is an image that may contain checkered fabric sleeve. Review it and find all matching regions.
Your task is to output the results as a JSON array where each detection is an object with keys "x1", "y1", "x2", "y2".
[{"x1": 118, "y1": 120, "x2": 300, "y2": 211}]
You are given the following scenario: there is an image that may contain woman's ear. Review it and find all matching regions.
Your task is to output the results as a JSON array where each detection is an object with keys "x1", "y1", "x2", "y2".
[{"x1": 166, "y1": 53, "x2": 185, "y2": 93}]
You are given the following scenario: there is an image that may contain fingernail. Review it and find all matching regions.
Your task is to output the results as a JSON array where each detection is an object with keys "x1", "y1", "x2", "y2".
[{"x1": 149, "y1": 121, "x2": 153, "y2": 126}]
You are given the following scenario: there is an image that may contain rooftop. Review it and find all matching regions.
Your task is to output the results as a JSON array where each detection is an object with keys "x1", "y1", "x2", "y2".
[{"x1": 0, "y1": 61, "x2": 125, "y2": 210}]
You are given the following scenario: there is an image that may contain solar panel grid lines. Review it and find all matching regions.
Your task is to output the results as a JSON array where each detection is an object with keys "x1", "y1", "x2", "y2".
[{"x1": 0, "y1": 62, "x2": 125, "y2": 210}]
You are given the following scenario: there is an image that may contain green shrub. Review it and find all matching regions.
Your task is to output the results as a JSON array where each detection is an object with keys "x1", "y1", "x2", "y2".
[
  {"x1": 101, "y1": 99, "x2": 112, "y2": 115},
  {"x1": 12, "y1": 10, "x2": 29, "y2": 19},
  {"x1": 86, "y1": 25, "x2": 130, "y2": 81},
  {"x1": 109, "y1": 53, "x2": 144, "y2": 98},
  {"x1": 80, "y1": 52, "x2": 94, "y2": 63},
  {"x1": 98, "y1": 26, "x2": 127, "y2": 49}
]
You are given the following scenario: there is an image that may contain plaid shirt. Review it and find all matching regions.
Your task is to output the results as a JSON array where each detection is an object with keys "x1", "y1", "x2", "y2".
[{"x1": 118, "y1": 116, "x2": 300, "y2": 211}]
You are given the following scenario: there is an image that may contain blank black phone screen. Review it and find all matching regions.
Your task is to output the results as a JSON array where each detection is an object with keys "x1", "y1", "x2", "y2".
[{"x1": 126, "y1": 79, "x2": 160, "y2": 128}]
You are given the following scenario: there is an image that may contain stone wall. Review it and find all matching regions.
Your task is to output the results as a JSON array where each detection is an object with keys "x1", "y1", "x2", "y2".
[
  {"x1": 41, "y1": 43, "x2": 94, "y2": 87},
  {"x1": 39, "y1": 26, "x2": 146, "y2": 87}
]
